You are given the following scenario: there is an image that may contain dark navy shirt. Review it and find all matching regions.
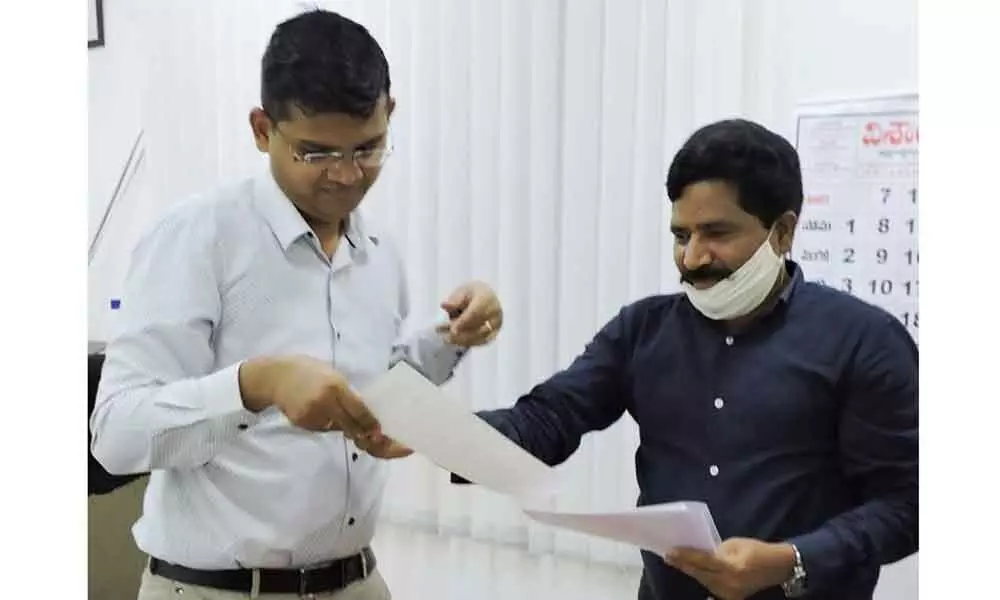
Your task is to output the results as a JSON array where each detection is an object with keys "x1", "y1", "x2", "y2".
[{"x1": 471, "y1": 262, "x2": 918, "y2": 600}]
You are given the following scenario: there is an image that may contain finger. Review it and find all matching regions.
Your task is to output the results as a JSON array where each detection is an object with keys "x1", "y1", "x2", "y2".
[
  {"x1": 451, "y1": 297, "x2": 494, "y2": 334},
  {"x1": 356, "y1": 436, "x2": 412, "y2": 459},
  {"x1": 448, "y1": 322, "x2": 500, "y2": 347},
  {"x1": 335, "y1": 387, "x2": 381, "y2": 436},
  {"x1": 440, "y1": 287, "x2": 471, "y2": 316},
  {"x1": 376, "y1": 440, "x2": 413, "y2": 459},
  {"x1": 668, "y1": 548, "x2": 725, "y2": 573}
]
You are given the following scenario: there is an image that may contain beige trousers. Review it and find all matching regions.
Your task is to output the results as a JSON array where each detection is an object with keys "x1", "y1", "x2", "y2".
[{"x1": 136, "y1": 567, "x2": 391, "y2": 600}]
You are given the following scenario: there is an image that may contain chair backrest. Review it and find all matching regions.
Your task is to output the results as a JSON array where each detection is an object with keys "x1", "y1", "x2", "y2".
[{"x1": 88, "y1": 353, "x2": 146, "y2": 495}]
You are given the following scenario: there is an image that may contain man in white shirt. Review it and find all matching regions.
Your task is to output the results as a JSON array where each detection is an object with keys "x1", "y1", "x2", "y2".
[{"x1": 90, "y1": 9, "x2": 502, "y2": 599}]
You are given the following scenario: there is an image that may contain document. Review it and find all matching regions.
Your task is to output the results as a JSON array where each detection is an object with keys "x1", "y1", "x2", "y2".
[
  {"x1": 523, "y1": 502, "x2": 722, "y2": 554},
  {"x1": 361, "y1": 361, "x2": 558, "y2": 500},
  {"x1": 361, "y1": 362, "x2": 722, "y2": 554}
]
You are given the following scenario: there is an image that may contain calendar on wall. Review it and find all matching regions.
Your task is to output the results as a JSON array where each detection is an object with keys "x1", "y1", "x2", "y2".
[{"x1": 792, "y1": 94, "x2": 919, "y2": 342}]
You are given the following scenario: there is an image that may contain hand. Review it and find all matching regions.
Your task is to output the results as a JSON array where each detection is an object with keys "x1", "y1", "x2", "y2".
[
  {"x1": 437, "y1": 281, "x2": 503, "y2": 347},
  {"x1": 352, "y1": 433, "x2": 414, "y2": 460},
  {"x1": 665, "y1": 538, "x2": 796, "y2": 600},
  {"x1": 240, "y1": 356, "x2": 382, "y2": 439}
]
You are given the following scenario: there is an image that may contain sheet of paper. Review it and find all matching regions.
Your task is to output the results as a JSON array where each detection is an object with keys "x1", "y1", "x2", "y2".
[
  {"x1": 523, "y1": 501, "x2": 722, "y2": 554},
  {"x1": 361, "y1": 361, "x2": 557, "y2": 500},
  {"x1": 361, "y1": 363, "x2": 722, "y2": 555}
]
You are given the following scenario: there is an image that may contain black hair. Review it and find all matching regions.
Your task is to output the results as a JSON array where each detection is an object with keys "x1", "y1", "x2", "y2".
[
  {"x1": 665, "y1": 119, "x2": 803, "y2": 227},
  {"x1": 261, "y1": 9, "x2": 391, "y2": 121}
]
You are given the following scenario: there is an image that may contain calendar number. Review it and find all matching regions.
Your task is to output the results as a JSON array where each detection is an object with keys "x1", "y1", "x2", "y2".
[
  {"x1": 905, "y1": 249, "x2": 919, "y2": 265},
  {"x1": 843, "y1": 248, "x2": 855, "y2": 263},
  {"x1": 877, "y1": 218, "x2": 891, "y2": 234},
  {"x1": 876, "y1": 248, "x2": 888, "y2": 264},
  {"x1": 901, "y1": 311, "x2": 919, "y2": 329},
  {"x1": 869, "y1": 279, "x2": 893, "y2": 295}
]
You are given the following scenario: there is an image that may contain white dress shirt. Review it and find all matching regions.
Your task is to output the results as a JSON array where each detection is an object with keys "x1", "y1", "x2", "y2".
[{"x1": 90, "y1": 169, "x2": 465, "y2": 569}]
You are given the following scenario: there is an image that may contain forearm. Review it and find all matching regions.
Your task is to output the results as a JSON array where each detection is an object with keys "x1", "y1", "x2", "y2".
[
  {"x1": 90, "y1": 356, "x2": 267, "y2": 474},
  {"x1": 476, "y1": 397, "x2": 587, "y2": 467},
  {"x1": 450, "y1": 401, "x2": 584, "y2": 486},
  {"x1": 787, "y1": 490, "x2": 918, "y2": 593}
]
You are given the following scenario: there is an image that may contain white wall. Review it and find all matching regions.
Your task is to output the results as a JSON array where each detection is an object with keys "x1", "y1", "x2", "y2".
[
  {"x1": 88, "y1": 0, "x2": 145, "y2": 341},
  {"x1": 87, "y1": 0, "x2": 917, "y2": 597}
]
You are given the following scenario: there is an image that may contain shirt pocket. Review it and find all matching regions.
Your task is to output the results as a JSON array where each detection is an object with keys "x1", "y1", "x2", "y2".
[{"x1": 334, "y1": 298, "x2": 401, "y2": 387}]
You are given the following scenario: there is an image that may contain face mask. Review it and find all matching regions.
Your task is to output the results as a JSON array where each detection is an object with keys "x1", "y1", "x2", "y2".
[{"x1": 682, "y1": 231, "x2": 784, "y2": 320}]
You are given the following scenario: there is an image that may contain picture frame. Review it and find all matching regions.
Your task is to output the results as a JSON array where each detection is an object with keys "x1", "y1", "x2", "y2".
[{"x1": 89, "y1": 0, "x2": 105, "y2": 48}]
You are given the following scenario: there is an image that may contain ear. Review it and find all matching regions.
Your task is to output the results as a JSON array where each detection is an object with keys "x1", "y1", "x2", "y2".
[
  {"x1": 773, "y1": 211, "x2": 798, "y2": 255},
  {"x1": 386, "y1": 96, "x2": 397, "y2": 121},
  {"x1": 249, "y1": 108, "x2": 272, "y2": 153}
]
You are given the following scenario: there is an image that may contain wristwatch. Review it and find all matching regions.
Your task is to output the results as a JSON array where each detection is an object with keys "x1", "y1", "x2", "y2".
[{"x1": 780, "y1": 544, "x2": 808, "y2": 598}]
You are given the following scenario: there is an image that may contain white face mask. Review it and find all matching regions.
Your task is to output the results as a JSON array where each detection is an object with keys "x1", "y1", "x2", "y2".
[{"x1": 682, "y1": 231, "x2": 785, "y2": 320}]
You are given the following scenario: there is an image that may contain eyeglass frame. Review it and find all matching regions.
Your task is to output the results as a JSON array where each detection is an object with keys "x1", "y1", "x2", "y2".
[{"x1": 266, "y1": 115, "x2": 394, "y2": 170}]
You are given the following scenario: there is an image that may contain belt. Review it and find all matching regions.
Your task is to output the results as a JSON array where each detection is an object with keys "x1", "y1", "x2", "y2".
[{"x1": 149, "y1": 547, "x2": 376, "y2": 595}]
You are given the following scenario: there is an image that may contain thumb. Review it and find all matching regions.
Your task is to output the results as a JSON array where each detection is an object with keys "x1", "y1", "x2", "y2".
[{"x1": 441, "y1": 286, "x2": 471, "y2": 316}]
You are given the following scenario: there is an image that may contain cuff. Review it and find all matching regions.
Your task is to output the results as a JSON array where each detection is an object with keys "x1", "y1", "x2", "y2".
[
  {"x1": 411, "y1": 326, "x2": 468, "y2": 385},
  {"x1": 786, "y1": 527, "x2": 840, "y2": 593},
  {"x1": 198, "y1": 362, "x2": 262, "y2": 425}
]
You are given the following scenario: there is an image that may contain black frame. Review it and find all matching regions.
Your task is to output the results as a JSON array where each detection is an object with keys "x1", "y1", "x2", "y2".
[{"x1": 89, "y1": 0, "x2": 105, "y2": 49}]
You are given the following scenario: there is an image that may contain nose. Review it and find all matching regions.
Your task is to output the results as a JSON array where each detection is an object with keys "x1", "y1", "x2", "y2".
[
  {"x1": 324, "y1": 158, "x2": 364, "y2": 186},
  {"x1": 681, "y1": 237, "x2": 713, "y2": 272}
]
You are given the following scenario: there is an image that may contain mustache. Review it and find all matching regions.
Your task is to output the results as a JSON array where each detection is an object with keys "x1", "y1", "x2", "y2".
[{"x1": 680, "y1": 265, "x2": 733, "y2": 285}]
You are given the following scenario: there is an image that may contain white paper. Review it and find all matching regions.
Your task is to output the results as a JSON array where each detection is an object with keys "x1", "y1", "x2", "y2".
[
  {"x1": 361, "y1": 361, "x2": 558, "y2": 500},
  {"x1": 361, "y1": 363, "x2": 723, "y2": 554},
  {"x1": 524, "y1": 501, "x2": 722, "y2": 554}
]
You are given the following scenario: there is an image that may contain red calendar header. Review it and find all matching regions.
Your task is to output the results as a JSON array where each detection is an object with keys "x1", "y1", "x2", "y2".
[{"x1": 862, "y1": 119, "x2": 919, "y2": 148}]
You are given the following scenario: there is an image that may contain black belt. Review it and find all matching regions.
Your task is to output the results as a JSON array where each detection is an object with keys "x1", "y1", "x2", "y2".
[{"x1": 149, "y1": 547, "x2": 376, "y2": 595}]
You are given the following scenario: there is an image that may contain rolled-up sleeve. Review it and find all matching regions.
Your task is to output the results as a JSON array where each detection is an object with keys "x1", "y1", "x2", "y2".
[
  {"x1": 90, "y1": 208, "x2": 260, "y2": 475},
  {"x1": 788, "y1": 314, "x2": 918, "y2": 592}
]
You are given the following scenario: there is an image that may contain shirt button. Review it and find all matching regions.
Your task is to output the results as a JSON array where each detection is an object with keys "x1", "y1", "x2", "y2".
[
  {"x1": 714, "y1": 397, "x2": 724, "y2": 409},
  {"x1": 352, "y1": 453, "x2": 359, "y2": 462},
  {"x1": 725, "y1": 336, "x2": 734, "y2": 346},
  {"x1": 709, "y1": 465, "x2": 720, "y2": 477},
  {"x1": 348, "y1": 517, "x2": 356, "y2": 526},
  {"x1": 237, "y1": 423, "x2": 248, "y2": 431}
]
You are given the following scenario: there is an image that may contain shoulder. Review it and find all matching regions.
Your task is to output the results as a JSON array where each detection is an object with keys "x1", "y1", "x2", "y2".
[
  {"x1": 599, "y1": 293, "x2": 688, "y2": 343},
  {"x1": 619, "y1": 293, "x2": 687, "y2": 324},
  {"x1": 793, "y1": 280, "x2": 910, "y2": 334},
  {"x1": 792, "y1": 281, "x2": 918, "y2": 366},
  {"x1": 137, "y1": 178, "x2": 256, "y2": 251}
]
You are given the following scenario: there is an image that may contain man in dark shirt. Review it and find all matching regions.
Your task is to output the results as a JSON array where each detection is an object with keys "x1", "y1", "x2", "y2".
[{"x1": 359, "y1": 119, "x2": 918, "y2": 600}]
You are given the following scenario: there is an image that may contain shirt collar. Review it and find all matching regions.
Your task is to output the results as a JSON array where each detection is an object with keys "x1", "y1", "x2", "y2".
[
  {"x1": 777, "y1": 259, "x2": 805, "y2": 304},
  {"x1": 252, "y1": 168, "x2": 371, "y2": 256}
]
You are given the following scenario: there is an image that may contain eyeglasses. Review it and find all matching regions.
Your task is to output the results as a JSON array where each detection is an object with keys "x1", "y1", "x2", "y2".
[{"x1": 271, "y1": 123, "x2": 394, "y2": 170}]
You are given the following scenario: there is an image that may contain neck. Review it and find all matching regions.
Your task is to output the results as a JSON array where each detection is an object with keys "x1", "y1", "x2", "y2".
[{"x1": 303, "y1": 214, "x2": 348, "y2": 259}]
